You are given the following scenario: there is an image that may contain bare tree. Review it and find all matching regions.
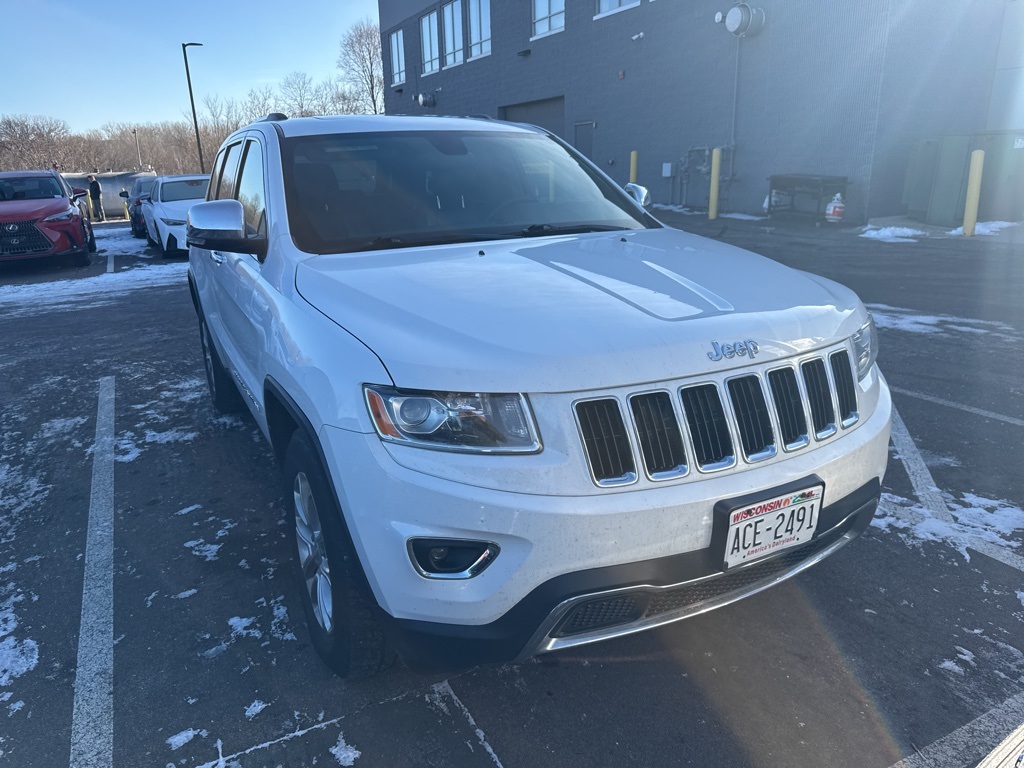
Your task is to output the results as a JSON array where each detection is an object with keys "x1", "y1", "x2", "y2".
[
  {"x1": 337, "y1": 19, "x2": 384, "y2": 115},
  {"x1": 311, "y1": 76, "x2": 361, "y2": 116},
  {"x1": 278, "y1": 71, "x2": 317, "y2": 117},
  {"x1": 241, "y1": 85, "x2": 279, "y2": 123},
  {"x1": 0, "y1": 114, "x2": 73, "y2": 170}
]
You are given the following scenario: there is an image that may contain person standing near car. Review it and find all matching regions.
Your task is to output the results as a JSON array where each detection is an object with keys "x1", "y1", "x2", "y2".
[{"x1": 87, "y1": 174, "x2": 105, "y2": 221}]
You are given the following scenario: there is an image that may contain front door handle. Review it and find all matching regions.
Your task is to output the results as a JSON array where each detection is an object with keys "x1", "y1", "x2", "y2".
[{"x1": 209, "y1": 251, "x2": 225, "y2": 265}]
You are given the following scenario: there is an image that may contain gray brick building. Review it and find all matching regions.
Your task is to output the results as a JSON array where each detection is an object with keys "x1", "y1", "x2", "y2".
[{"x1": 379, "y1": 1, "x2": 1022, "y2": 224}]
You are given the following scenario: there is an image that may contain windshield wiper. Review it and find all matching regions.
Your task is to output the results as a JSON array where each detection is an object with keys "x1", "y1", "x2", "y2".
[
  {"x1": 357, "y1": 232, "x2": 516, "y2": 252},
  {"x1": 520, "y1": 223, "x2": 629, "y2": 237}
]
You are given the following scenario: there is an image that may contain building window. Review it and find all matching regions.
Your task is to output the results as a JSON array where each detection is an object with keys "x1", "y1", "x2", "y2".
[
  {"x1": 533, "y1": 0, "x2": 565, "y2": 37},
  {"x1": 468, "y1": 0, "x2": 491, "y2": 57},
  {"x1": 390, "y1": 29, "x2": 406, "y2": 84},
  {"x1": 421, "y1": 12, "x2": 440, "y2": 74},
  {"x1": 443, "y1": 1, "x2": 464, "y2": 66},
  {"x1": 597, "y1": 0, "x2": 639, "y2": 14}
]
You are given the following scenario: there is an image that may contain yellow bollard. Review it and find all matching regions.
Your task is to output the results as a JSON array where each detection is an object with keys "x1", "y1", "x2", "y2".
[
  {"x1": 962, "y1": 149, "x2": 985, "y2": 237},
  {"x1": 708, "y1": 148, "x2": 722, "y2": 220},
  {"x1": 629, "y1": 151, "x2": 638, "y2": 184}
]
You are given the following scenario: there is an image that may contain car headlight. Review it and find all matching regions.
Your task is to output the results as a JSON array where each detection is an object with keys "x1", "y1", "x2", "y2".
[
  {"x1": 160, "y1": 218, "x2": 186, "y2": 226},
  {"x1": 364, "y1": 385, "x2": 541, "y2": 453},
  {"x1": 43, "y1": 207, "x2": 77, "y2": 222},
  {"x1": 851, "y1": 315, "x2": 878, "y2": 380}
]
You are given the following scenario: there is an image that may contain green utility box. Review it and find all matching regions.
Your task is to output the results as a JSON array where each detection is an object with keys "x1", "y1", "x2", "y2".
[{"x1": 903, "y1": 132, "x2": 1024, "y2": 228}]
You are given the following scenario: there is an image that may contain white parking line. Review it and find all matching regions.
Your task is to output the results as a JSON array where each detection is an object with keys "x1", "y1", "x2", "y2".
[
  {"x1": 434, "y1": 681, "x2": 505, "y2": 767},
  {"x1": 889, "y1": 407, "x2": 1024, "y2": 574},
  {"x1": 886, "y1": 691, "x2": 1024, "y2": 768},
  {"x1": 890, "y1": 386, "x2": 1024, "y2": 429},
  {"x1": 105, "y1": 251, "x2": 113, "y2": 274},
  {"x1": 69, "y1": 377, "x2": 115, "y2": 767}
]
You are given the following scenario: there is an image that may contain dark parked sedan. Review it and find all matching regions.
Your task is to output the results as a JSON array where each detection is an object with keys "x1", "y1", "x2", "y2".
[
  {"x1": 120, "y1": 176, "x2": 157, "y2": 238},
  {"x1": 0, "y1": 170, "x2": 96, "y2": 266}
]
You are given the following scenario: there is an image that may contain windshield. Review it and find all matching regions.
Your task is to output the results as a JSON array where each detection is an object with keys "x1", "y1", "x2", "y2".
[
  {"x1": 0, "y1": 176, "x2": 64, "y2": 201},
  {"x1": 132, "y1": 178, "x2": 155, "y2": 196},
  {"x1": 281, "y1": 129, "x2": 658, "y2": 254},
  {"x1": 160, "y1": 178, "x2": 208, "y2": 202}
]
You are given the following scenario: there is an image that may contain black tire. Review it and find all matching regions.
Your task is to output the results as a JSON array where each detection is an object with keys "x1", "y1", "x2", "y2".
[
  {"x1": 198, "y1": 317, "x2": 244, "y2": 413},
  {"x1": 146, "y1": 221, "x2": 156, "y2": 247},
  {"x1": 163, "y1": 233, "x2": 177, "y2": 258},
  {"x1": 86, "y1": 222, "x2": 97, "y2": 253},
  {"x1": 284, "y1": 431, "x2": 393, "y2": 679}
]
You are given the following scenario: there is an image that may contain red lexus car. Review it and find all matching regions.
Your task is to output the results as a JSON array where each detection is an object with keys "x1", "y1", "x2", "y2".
[{"x1": 0, "y1": 170, "x2": 97, "y2": 266}]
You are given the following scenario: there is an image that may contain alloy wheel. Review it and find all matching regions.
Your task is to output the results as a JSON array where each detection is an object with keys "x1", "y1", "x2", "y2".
[{"x1": 293, "y1": 471, "x2": 333, "y2": 634}]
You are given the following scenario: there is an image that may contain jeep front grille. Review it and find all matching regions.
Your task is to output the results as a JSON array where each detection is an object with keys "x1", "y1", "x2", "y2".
[
  {"x1": 575, "y1": 346, "x2": 859, "y2": 486},
  {"x1": 0, "y1": 220, "x2": 50, "y2": 255}
]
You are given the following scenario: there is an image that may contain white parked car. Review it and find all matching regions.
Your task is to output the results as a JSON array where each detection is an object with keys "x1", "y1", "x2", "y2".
[
  {"x1": 186, "y1": 114, "x2": 891, "y2": 678},
  {"x1": 142, "y1": 174, "x2": 209, "y2": 256}
]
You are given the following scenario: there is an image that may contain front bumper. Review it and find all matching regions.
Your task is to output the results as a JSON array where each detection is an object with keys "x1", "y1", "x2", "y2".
[
  {"x1": 0, "y1": 219, "x2": 83, "y2": 261},
  {"x1": 318, "y1": 377, "x2": 891, "y2": 668},
  {"x1": 387, "y1": 479, "x2": 879, "y2": 671}
]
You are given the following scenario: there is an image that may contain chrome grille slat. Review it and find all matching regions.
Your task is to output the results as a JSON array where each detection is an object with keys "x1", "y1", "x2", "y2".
[
  {"x1": 575, "y1": 399, "x2": 637, "y2": 486},
  {"x1": 829, "y1": 351, "x2": 859, "y2": 427},
  {"x1": 630, "y1": 392, "x2": 687, "y2": 479},
  {"x1": 727, "y1": 376, "x2": 776, "y2": 461},
  {"x1": 801, "y1": 358, "x2": 836, "y2": 438},
  {"x1": 680, "y1": 385, "x2": 735, "y2": 470},
  {"x1": 767, "y1": 368, "x2": 810, "y2": 449}
]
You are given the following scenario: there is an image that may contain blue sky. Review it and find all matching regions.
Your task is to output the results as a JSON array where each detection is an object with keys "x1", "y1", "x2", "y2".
[{"x1": 8, "y1": 0, "x2": 380, "y2": 132}]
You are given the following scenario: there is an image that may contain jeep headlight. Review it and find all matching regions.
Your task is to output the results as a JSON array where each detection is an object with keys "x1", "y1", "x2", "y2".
[
  {"x1": 851, "y1": 315, "x2": 878, "y2": 380},
  {"x1": 364, "y1": 386, "x2": 541, "y2": 453}
]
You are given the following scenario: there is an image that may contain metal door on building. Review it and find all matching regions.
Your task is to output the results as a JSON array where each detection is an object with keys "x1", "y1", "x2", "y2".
[
  {"x1": 500, "y1": 97, "x2": 566, "y2": 140},
  {"x1": 574, "y1": 121, "x2": 596, "y2": 160}
]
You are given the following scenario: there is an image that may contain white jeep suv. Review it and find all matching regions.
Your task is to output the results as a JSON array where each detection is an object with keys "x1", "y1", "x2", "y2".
[{"x1": 187, "y1": 114, "x2": 891, "y2": 677}]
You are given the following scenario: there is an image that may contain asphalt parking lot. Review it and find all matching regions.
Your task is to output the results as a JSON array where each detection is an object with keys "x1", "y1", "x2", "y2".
[{"x1": 1, "y1": 215, "x2": 1022, "y2": 767}]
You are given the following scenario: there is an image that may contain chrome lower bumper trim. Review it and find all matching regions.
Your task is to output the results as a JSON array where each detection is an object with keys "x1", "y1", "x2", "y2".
[{"x1": 515, "y1": 503, "x2": 870, "y2": 662}]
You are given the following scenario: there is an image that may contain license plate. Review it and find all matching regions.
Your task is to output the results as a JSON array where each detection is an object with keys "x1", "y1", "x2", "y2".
[{"x1": 724, "y1": 484, "x2": 824, "y2": 568}]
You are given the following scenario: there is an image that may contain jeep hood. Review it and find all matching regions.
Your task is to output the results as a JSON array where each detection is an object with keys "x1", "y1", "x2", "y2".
[{"x1": 295, "y1": 228, "x2": 866, "y2": 393}]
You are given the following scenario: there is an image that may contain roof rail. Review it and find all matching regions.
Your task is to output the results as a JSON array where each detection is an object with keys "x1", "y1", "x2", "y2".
[{"x1": 257, "y1": 113, "x2": 288, "y2": 122}]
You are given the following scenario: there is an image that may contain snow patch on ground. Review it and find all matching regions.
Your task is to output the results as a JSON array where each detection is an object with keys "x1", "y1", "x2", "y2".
[
  {"x1": 651, "y1": 204, "x2": 699, "y2": 215},
  {"x1": 0, "y1": 261, "x2": 188, "y2": 318},
  {"x1": 173, "y1": 589, "x2": 197, "y2": 599},
  {"x1": 184, "y1": 539, "x2": 222, "y2": 561},
  {"x1": 859, "y1": 226, "x2": 927, "y2": 243},
  {"x1": 720, "y1": 212, "x2": 766, "y2": 221},
  {"x1": 330, "y1": 732, "x2": 361, "y2": 766},
  {"x1": 143, "y1": 428, "x2": 198, "y2": 444},
  {"x1": 948, "y1": 221, "x2": 1019, "y2": 236},
  {"x1": 866, "y1": 303, "x2": 1018, "y2": 342},
  {"x1": 36, "y1": 416, "x2": 88, "y2": 440},
  {"x1": 872, "y1": 491, "x2": 1024, "y2": 561},
  {"x1": 176, "y1": 504, "x2": 202, "y2": 516},
  {"x1": 245, "y1": 699, "x2": 269, "y2": 720},
  {"x1": 166, "y1": 727, "x2": 207, "y2": 750},
  {"x1": 0, "y1": 588, "x2": 38, "y2": 687},
  {"x1": 938, "y1": 659, "x2": 965, "y2": 675},
  {"x1": 228, "y1": 617, "x2": 262, "y2": 640}
]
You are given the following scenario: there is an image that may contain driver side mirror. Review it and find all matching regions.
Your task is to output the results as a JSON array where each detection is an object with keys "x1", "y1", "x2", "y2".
[
  {"x1": 624, "y1": 183, "x2": 651, "y2": 208},
  {"x1": 119, "y1": 189, "x2": 129, "y2": 199},
  {"x1": 71, "y1": 187, "x2": 87, "y2": 201},
  {"x1": 187, "y1": 199, "x2": 267, "y2": 258}
]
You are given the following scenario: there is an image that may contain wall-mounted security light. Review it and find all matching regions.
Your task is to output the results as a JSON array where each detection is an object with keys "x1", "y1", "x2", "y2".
[
  {"x1": 417, "y1": 93, "x2": 436, "y2": 107},
  {"x1": 714, "y1": 4, "x2": 765, "y2": 37}
]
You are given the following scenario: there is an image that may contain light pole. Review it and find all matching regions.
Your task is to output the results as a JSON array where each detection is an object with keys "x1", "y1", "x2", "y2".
[
  {"x1": 181, "y1": 42, "x2": 205, "y2": 174},
  {"x1": 132, "y1": 128, "x2": 142, "y2": 168}
]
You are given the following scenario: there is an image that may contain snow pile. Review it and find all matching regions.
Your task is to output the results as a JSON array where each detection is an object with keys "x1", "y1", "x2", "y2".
[
  {"x1": 245, "y1": 699, "x2": 268, "y2": 720},
  {"x1": 948, "y1": 221, "x2": 1019, "y2": 236},
  {"x1": 720, "y1": 212, "x2": 766, "y2": 221},
  {"x1": 330, "y1": 732, "x2": 361, "y2": 766},
  {"x1": 166, "y1": 728, "x2": 207, "y2": 750},
  {"x1": 866, "y1": 303, "x2": 1018, "y2": 342},
  {"x1": 0, "y1": 262, "x2": 188, "y2": 318},
  {"x1": 872, "y1": 491, "x2": 1024, "y2": 561},
  {"x1": 859, "y1": 226, "x2": 927, "y2": 243},
  {"x1": 651, "y1": 204, "x2": 699, "y2": 215}
]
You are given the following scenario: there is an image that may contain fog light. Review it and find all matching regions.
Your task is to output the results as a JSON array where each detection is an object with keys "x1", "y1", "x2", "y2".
[{"x1": 409, "y1": 538, "x2": 499, "y2": 579}]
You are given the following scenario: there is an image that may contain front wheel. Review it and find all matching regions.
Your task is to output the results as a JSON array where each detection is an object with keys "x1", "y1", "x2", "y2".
[
  {"x1": 86, "y1": 221, "x2": 97, "y2": 252},
  {"x1": 284, "y1": 431, "x2": 393, "y2": 678},
  {"x1": 198, "y1": 317, "x2": 244, "y2": 413}
]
